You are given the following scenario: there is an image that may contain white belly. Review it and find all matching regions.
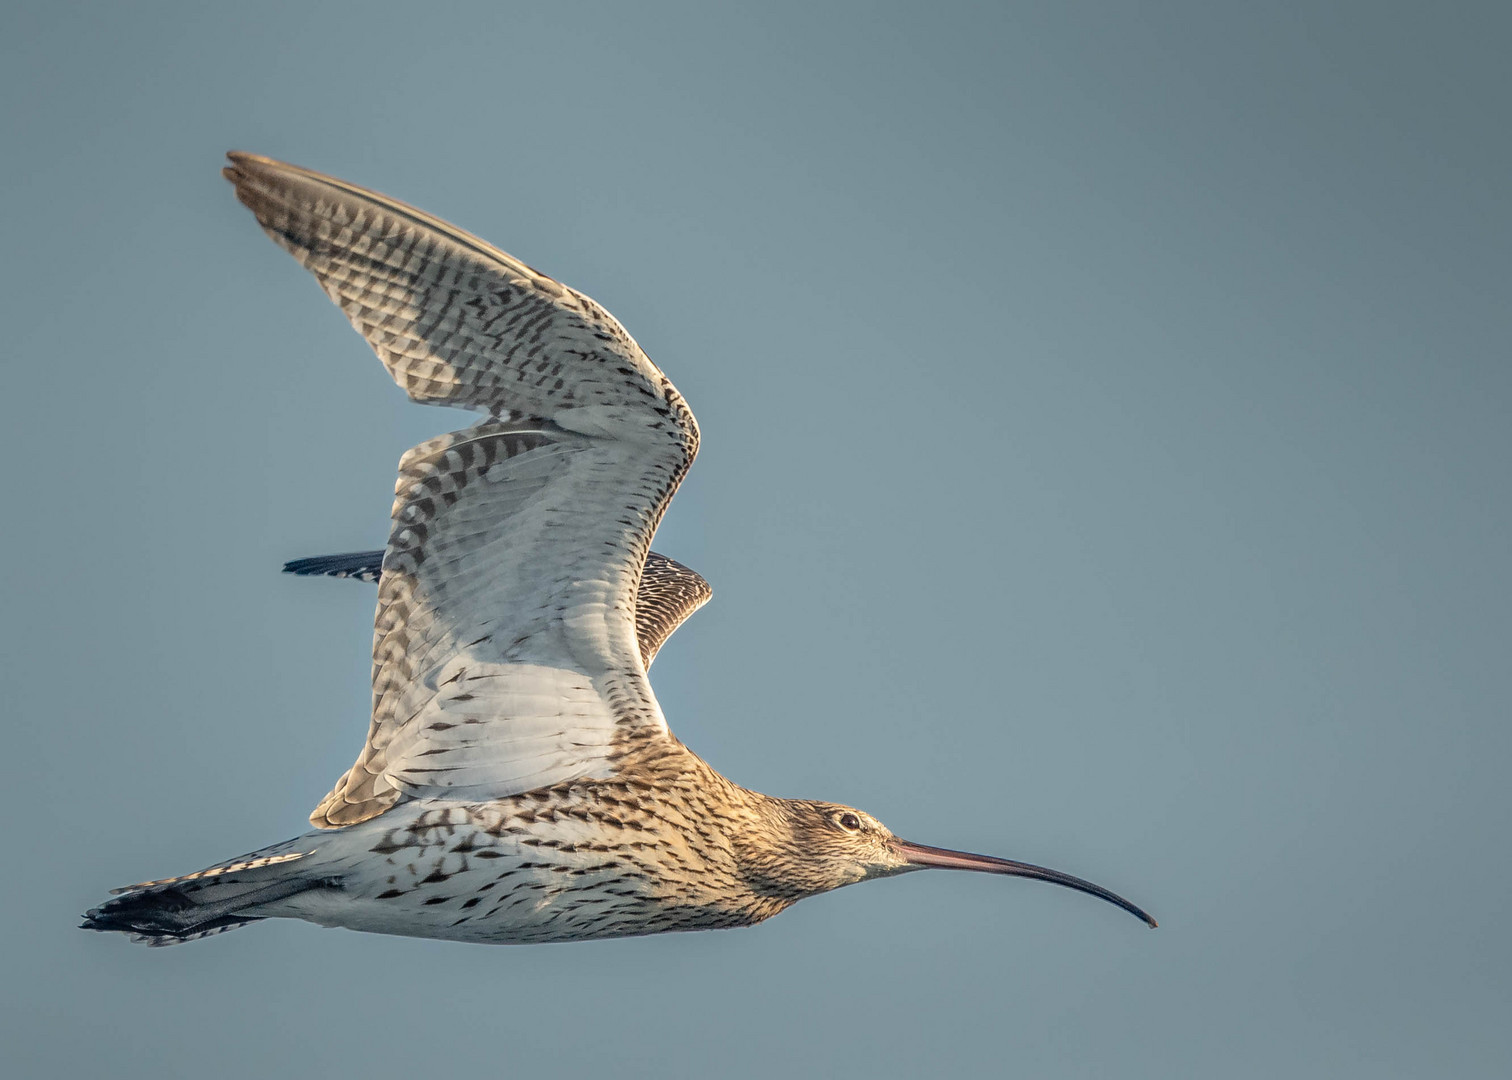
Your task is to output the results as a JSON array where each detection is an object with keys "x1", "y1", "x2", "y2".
[{"x1": 256, "y1": 800, "x2": 674, "y2": 945}]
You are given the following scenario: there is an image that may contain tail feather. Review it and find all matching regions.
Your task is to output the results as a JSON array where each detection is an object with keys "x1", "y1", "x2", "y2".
[
  {"x1": 83, "y1": 843, "x2": 327, "y2": 946},
  {"x1": 83, "y1": 888, "x2": 266, "y2": 947},
  {"x1": 111, "y1": 849, "x2": 313, "y2": 893},
  {"x1": 129, "y1": 920, "x2": 259, "y2": 948}
]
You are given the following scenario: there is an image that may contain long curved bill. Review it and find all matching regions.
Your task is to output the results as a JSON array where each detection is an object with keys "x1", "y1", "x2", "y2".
[{"x1": 890, "y1": 839, "x2": 1157, "y2": 928}]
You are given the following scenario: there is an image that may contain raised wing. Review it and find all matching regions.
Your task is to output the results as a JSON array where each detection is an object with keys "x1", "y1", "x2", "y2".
[
  {"x1": 225, "y1": 153, "x2": 699, "y2": 828},
  {"x1": 284, "y1": 549, "x2": 712, "y2": 666}
]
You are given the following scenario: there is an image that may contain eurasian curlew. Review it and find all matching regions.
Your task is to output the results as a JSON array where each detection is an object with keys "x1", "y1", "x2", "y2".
[{"x1": 83, "y1": 154, "x2": 1155, "y2": 946}]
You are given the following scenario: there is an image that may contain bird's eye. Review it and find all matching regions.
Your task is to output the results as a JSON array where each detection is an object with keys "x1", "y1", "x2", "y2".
[{"x1": 837, "y1": 813, "x2": 863, "y2": 832}]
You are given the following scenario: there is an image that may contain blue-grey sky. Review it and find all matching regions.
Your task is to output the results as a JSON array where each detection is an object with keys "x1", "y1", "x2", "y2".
[{"x1": 3, "y1": 2, "x2": 1508, "y2": 1076}]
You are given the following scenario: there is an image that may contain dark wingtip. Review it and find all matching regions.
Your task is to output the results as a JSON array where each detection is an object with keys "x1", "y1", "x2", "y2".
[
  {"x1": 281, "y1": 556, "x2": 328, "y2": 576},
  {"x1": 282, "y1": 551, "x2": 385, "y2": 581}
]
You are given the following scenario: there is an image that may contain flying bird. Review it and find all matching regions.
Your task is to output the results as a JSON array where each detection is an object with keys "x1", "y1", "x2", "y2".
[{"x1": 83, "y1": 153, "x2": 1155, "y2": 946}]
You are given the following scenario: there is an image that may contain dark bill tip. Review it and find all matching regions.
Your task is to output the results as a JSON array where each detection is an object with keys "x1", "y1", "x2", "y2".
[{"x1": 891, "y1": 838, "x2": 1157, "y2": 928}]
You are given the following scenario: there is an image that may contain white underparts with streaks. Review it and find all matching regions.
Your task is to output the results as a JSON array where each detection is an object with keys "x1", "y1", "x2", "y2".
[{"x1": 256, "y1": 799, "x2": 761, "y2": 944}]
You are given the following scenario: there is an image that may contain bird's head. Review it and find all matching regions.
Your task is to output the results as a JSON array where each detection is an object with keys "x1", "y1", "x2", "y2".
[{"x1": 754, "y1": 799, "x2": 1155, "y2": 927}]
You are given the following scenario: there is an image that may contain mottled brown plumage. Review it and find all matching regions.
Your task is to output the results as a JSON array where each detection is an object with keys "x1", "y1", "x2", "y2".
[{"x1": 82, "y1": 153, "x2": 1154, "y2": 947}]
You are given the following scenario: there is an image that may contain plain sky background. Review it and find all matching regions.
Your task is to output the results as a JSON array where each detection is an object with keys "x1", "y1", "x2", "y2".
[{"x1": 2, "y1": 2, "x2": 1508, "y2": 1076}]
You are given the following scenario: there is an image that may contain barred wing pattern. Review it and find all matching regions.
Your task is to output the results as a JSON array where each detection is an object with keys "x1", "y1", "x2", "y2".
[
  {"x1": 224, "y1": 154, "x2": 699, "y2": 828},
  {"x1": 284, "y1": 550, "x2": 712, "y2": 668},
  {"x1": 627, "y1": 552, "x2": 712, "y2": 666}
]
